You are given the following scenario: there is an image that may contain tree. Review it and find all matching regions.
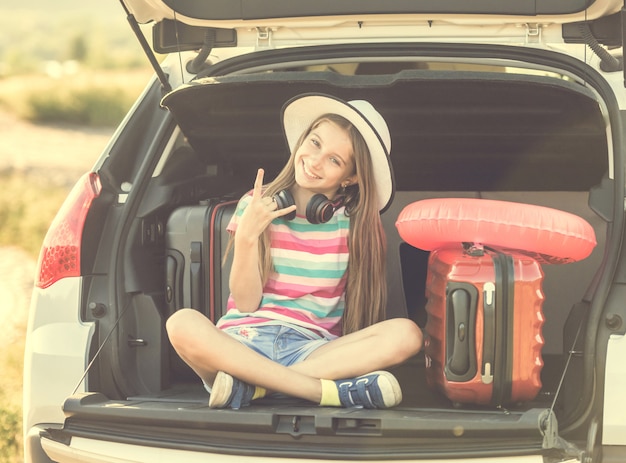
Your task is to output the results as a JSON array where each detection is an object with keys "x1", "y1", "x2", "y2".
[{"x1": 68, "y1": 34, "x2": 88, "y2": 62}]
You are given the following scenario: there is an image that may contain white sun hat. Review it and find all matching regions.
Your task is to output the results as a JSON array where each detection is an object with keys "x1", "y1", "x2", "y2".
[{"x1": 281, "y1": 93, "x2": 394, "y2": 213}]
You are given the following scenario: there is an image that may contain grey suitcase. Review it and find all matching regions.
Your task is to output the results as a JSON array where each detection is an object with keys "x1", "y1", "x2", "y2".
[{"x1": 165, "y1": 198, "x2": 237, "y2": 322}]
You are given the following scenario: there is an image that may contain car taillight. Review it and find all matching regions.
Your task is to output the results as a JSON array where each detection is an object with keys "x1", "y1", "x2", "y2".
[{"x1": 35, "y1": 172, "x2": 102, "y2": 289}]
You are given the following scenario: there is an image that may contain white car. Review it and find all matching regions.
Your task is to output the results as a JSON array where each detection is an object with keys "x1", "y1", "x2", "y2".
[{"x1": 24, "y1": 1, "x2": 626, "y2": 462}]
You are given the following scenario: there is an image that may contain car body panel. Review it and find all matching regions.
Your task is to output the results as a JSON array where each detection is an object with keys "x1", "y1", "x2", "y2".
[
  {"x1": 603, "y1": 334, "x2": 626, "y2": 445},
  {"x1": 23, "y1": 278, "x2": 93, "y2": 463},
  {"x1": 124, "y1": 0, "x2": 625, "y2": 54},
  {"x1": 122, "y1": 0, "x2": 622, "y2": 26},
  {"x1": 23, "y1": 278, "x2": 92, "y2": 428}
]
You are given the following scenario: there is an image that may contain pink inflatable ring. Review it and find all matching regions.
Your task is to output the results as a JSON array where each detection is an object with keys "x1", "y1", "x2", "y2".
[{"x1": 396, "y1": 198, "x2": 597, "y2": 264}]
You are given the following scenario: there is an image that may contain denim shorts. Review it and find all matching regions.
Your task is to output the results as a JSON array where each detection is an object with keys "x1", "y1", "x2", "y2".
[
  {"x1": 203, "y1": 323, "x2": 328, "y2": 393},
  {"x1": 222, "y1": 323, "x2": 328, "y2": 366}
]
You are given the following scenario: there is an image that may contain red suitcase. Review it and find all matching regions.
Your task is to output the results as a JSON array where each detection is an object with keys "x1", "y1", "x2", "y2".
[{"x1": 424, "y1": 245, "x2": 545, "y2": 406}]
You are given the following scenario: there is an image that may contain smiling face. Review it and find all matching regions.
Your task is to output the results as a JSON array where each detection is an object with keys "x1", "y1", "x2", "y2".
[{"x1": 293, "y1": 119, "x2": 357, "y2": 200}]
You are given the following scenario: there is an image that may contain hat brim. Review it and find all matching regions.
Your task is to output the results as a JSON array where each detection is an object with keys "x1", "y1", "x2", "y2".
[{"x1": 282, "y1": 93, "x2": 394, "y2": 213}]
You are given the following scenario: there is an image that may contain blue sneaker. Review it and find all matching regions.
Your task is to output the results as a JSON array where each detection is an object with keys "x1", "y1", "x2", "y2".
[
  {"x1": 334, "y1": 371, "x2": 402, "y2": 409},
  {"x1": 208, "y1": 371, "x2": 256, "y2": 409}
]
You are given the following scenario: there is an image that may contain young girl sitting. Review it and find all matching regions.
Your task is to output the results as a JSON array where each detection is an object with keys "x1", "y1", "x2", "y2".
[{"x1": 166, "y1": 93, "x2": 423, "y2": 409}]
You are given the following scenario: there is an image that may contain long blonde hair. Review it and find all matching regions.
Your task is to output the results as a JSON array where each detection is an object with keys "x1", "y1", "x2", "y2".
[{"x1": 233, "y1": 114, "x2": 387, "y2": 334}]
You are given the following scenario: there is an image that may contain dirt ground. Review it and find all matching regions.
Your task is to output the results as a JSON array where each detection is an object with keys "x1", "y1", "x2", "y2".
[
  {"x1": 0, "y1": 110, "x2": 114, "y2": 339},
  {"x1": 0, "y1": 109, "x2": 113, "y2": 184}
]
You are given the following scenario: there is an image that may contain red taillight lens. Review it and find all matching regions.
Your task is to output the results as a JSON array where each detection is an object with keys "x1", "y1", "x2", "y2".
[{"x1": 35, "y1": 172, "x2": 102, "y2": 289}]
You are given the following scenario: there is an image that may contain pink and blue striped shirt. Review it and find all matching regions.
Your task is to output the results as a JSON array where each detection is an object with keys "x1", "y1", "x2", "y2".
[{"x1": 216, "y1": 194, "x2": 350, "y2": 339}]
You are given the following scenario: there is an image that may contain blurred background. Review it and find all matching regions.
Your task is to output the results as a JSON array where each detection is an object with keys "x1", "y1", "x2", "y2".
[{"x1": 0, "y1": 1, "x2": 153, "y2": 461}]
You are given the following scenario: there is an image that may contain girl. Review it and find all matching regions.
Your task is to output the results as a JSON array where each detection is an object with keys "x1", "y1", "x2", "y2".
[{"x1": 166, "y1": 93, "x2": 423, "y2": 409}]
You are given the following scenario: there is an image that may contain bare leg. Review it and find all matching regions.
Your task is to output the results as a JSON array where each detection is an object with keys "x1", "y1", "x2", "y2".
[
  {"x1": 166, "y1": 309, "x2": 423, "y2": 403},
  {"x1": 167, "y1": 309, "x2": 323, "y2": 401},
  {"x1": 289, "y1": 317, "x2": 423, "y2": 380}
]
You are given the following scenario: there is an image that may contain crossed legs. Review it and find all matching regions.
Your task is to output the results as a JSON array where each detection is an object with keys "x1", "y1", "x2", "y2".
[{"x1": 166, "y1": 309, "x2": 423, "y2": 404}]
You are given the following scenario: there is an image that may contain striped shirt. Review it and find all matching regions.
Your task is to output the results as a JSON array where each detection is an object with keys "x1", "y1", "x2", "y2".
[{"x1": 216, "y1": 194, "x2": 350, "y2": 338}]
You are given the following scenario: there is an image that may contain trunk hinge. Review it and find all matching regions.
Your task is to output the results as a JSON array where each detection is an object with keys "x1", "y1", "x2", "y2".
[
  {"x1": 524, "y1": 23, "x2": 542, "y2": 44},
  {"x1": 256, "y1": 27, "x2": 275, "y2": 49},
  {"x1": 540, "y1": 409, "x2": 559, "y2": 449},
  {"x1": 540, "y1": 409, "x2": 583, "y2": 459}
]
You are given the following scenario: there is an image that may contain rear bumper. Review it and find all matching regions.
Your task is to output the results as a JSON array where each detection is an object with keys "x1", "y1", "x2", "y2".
[
  {"x1": 25, "y1": 425, "x2": 57, "y2": 463},
  {"x1": 40, "y1": 434, "x2": 549, "y2": 463}
]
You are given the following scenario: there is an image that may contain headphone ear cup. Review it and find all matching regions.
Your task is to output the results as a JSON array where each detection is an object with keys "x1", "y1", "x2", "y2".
[
  {"x1": 306, "y1": 194, "x2": 335, "y2": 224},
  {"x1": 273, "y1": 189, "x2": 296, "y2": 220}
]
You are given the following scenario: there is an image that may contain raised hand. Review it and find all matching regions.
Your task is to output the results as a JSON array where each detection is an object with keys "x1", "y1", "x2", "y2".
[{"x1": 236, "y1": 169, "x2": 296, "y2": 240}]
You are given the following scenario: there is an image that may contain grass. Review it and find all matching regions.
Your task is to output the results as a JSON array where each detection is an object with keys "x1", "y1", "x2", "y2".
[
  {"x1": 27, "y1": 86, "x2": 131, "y2": 126},
  {"x1": 0, "y1": 171, "x2": 71, "y2": 463},
  {"x1": 0, "y1": 69, "x2": 152, "y2": 127},
  {"x1": 0, "y1": 329, "x2": 25, "y2": 463},
  {"x1": 0, "y1": 171, "x2": 74, "y2": 258}
]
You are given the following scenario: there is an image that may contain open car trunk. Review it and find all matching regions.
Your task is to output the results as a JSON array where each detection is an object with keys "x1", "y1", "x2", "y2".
[{"x1": 49, "y1": 47, "x2": 618, "y2": 460}]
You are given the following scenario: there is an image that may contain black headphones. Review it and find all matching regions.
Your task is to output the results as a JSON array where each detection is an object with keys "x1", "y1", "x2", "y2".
[{"x1": 273, "y1": 189, "x2": 345, "y2": 224}]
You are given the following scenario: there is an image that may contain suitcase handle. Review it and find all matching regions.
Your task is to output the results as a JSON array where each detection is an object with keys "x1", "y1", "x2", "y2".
[
  {"x1": 448, "y1": 288, "x2": 471, "y2": 375},
  {"x1": 190, "y1": 241, "x2": 203, "y2": 310},
  {"x1": 445, "y1": 282, "x2": 478, "y2": 381},
  {"x1": 165, "y1": 251, "x2": 184, "y2": 314},
  {"x1": 482, "y1": 282, "x2": 496, "y2": 384}
]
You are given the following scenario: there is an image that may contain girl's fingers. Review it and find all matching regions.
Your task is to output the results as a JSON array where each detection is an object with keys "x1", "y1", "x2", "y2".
[
  {"x1": 274, "y1": 204, "x2": 297, "y2": 218},
  {"x1": 247, "y1": 167, "x2": 296, "y2": 225},
  {"x1": 252, "y1": 168, "x2": 265, "y2": 199}
]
